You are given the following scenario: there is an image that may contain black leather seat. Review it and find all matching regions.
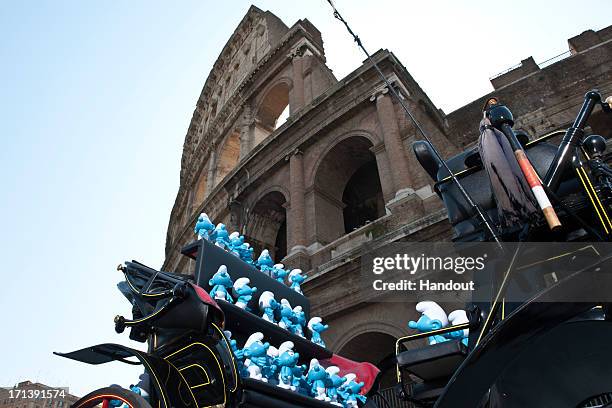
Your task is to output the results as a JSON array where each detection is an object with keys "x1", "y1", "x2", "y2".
[
  {"x1": 397, "y1": 340, "x2": 468, "y2": 405},
  {"x1": 397, "y1": 340, "x2": 467, "y2": 382}
]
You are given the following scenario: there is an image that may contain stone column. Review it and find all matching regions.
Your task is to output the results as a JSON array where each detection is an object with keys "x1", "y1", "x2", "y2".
[
  {"x1": 206, "y1": 150, "x2": 216, "y2": 193},
  {"x1": 288, "y1": 149, "x2": 306, "y2": 250},
  {"x1": 239, "y1": 106, "x2": 254, "y2": 160},
  {"x1": 374, "y1": 88, "x2": 424, "y2": 218},
  {"x1": 374, "y1": 90, "x2": 414, "y2": 194},
  {"x1": 370, "y1": 143, "x2": 396, "y2": 204},
  {"x1": 284, "y1": 149, "x2": 310, "y2": 271},
  {"x1": 290, "y1": 56, "x2": 305, "y2": 114}
]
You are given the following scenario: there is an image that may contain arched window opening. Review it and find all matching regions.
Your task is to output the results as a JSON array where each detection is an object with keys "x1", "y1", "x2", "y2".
[
  {"x1": 254, "y1": 82, "x2": 290, "y2": 144},
  {"x1": 338, "y1": 332, "x2": 398, "y2": 390},
  {"x1": 193, "y1": 163, "x2": 208, "y2": 211},
  {"x1": 215, "y1": 131, "x2": 240, "y2": 184},
  {"x1": 314, "y1": 136, "x2": 385, "y2": 244},
  {"x1": 342, "y1": 161, "x2": 384, "y2": 233},
  {"x1": 275, "y1": 105, "x2": 290, "y2": 129},
  {"x1": 245, "y1": 191, "x2": 287, "y2": 262}
]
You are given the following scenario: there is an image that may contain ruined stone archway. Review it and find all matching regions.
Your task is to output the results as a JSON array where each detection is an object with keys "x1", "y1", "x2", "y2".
[
  {"x1": 337, "y1": 331, "x2": 398, "y2": 389},
  {"x1": 215, "y1": 131, "x2": 240, "y2": 184},
  {"x1": 254, "y1": 80, "x2": 291, "y2": 144},
  {"x1": 245, "y1": 190, "x2": 288, "y2": 262},
  {"x1": 192, "y1": 161, "x2": 209, "y2": 212},
  {"x1": 313, "y1": 136, "x2": 385, "y2": 244}
]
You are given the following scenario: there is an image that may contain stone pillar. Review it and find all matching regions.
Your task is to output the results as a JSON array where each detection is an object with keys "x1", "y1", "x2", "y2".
[
  {"x1": 284, "y1": 149, "x2": 310, "y2": 271},
  {"x1": 206, "y1": 150, "x2": 216, "y2": 192},
  {"x1": 370, "y1": 143, "x2": 396, "y2": 204},
  {"x1": 228, "y1": 200, "x2": 242, "y2": 234},
  {"x1": 374, "y1": 90, "x2": 414, "y2": 195},
  {"x1": 290, "y1": 56, "x2": 305, "y2": 114},
  {"x1": 239, "y1": 106, "x2": 254, "y2": 160},
  {"x1": 288, "y1": 149, "x2": 306, "y2": 249}
]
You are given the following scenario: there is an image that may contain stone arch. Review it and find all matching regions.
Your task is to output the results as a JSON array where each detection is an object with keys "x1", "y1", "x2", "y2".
[
  {"x1": 336, "y1": 329, "x2": 399, "y2": 390},
  {"x1": 307, "y1": 130, "x2": 382, "y2": 186},
  {"x1": 245, "y1": 189, "x2": 289, "y2": 262},
  {"x1": 192, "y1": 160, "x2": 209, "y2": 212},
  {"x1": 311, "y1": 134, "x2": 385, "y2": 244},
  {"x1": 215, "y1": 131, "x2": 241, "y2": 184},
  {"x1": 253, "y1": 78, "x2": 292, "y2": 144}
]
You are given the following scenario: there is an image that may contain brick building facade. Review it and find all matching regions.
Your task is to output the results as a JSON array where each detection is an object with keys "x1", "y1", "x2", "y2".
[{"x1": 162, "y1": 6, "x2": 612, "y2": 387}]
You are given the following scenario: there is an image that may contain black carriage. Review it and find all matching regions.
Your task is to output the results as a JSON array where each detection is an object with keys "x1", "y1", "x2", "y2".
[{"x1": 58, "y1": 237, "x2": 380, "y2": 408}]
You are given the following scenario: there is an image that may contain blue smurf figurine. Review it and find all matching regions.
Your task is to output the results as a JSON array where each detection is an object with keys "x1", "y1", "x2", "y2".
[
  {"x1": 243, "y1": 332, "x2": 271, "y2": 382},
  {"x1": 408, "y1": 301, "x2": 449, "y2": 345},
  {"x1": 292, "y1": 305, "x2": 306, "y2": 338},
  {"x1": 338, "y1": 374, "x2": 366, "y2": 408},
  {"x1": 213, "y1": 223, "x2": 230, "y2": 247},
  {"x1": 233, "y1": 277, "x2": 257, "y2": 310},
  {"x1": 325, "y1": 366, "x2": 346, "y2": 406},
  {"x1": 288, "y1": 269, "x2": 306, "y2": 294},
  {"x1": 239, "y1": 242, "x2": 255, "y2": 265},
  {"x1": 444, "y1": 309, "x2": 470, "y2": 346},
  {"x1": 263, "y1": 345, "x2": 279, "y2": 383},
  {"x1": 272, "y1": 263, "x2": 288, "y2": 284},
  {"x1": 278, "y1": 299, "x2": 295, "y2": 331},
  {"x1": 208, "y1": 265, "x2": 233, "y2": 303},
  {"x1": 224, "y1": 330, "x2": 248, "y2": 377},
  {"x1": 307, "y1": 359, "x2": 330, "y2": 401},
  {"x1": 256, "y1": 249, "x2": 275, "y2": 275},
  {"x1": 308, "y1": 317, "x2": 329, "y2": 348},
  {"x1": 292, "y1": 363, "x2": 308, "y2": 394},
  {"x1": 277, "y1": 341, "x2": 300, "y2": 390},
  {"x1": 194, "y1": 213, "x2": 215, "y2": 241},
  {"x1": 228, "y1": 232, "x2": 244, "y2": 256},
  {"x1": 259, "y1": 291, "x2": 279, "y2": 323}
]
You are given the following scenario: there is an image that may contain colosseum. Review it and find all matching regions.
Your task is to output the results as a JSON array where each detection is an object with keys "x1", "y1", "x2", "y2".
[{"x1": 162, "y1": 5, "x2": 612, "y2": 391}]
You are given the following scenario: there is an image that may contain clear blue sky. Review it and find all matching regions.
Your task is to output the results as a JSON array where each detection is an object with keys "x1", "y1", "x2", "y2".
[{"x1": 1, "y1": 0, "x2": 610, "y2": 396}]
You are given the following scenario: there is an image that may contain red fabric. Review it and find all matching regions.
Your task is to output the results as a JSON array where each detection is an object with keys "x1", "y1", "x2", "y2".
[
  {"x1": 191, "y1": 283, "x2": 224, "y2": 316},
  {"x1": 320, "y1": 354, "x2": 380, "y2": 395}
]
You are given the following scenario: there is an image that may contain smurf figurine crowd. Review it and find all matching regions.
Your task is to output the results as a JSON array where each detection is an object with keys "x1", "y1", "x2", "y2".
[
  {"x1": 230, "y1": 331, "x2": 365, "y2": 407},
  {"x1": 408, "y1": 301, "x2": 469, "y2": 346},
  {"x1": 191, "y1": 213, "x2": 367, "y2": 407},
  {"x1": 195, "y1": 213, "x2": 306, "y2": 294}
]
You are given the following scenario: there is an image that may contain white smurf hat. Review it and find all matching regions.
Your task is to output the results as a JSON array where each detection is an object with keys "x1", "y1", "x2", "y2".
[
  {"x1": 344, "y1": 373, "x2": 357, "y2": 383},
  {"x1": 273, "y1": 263, "x2": 285, "y2": 269},
  {"x1": 307, "y1": 317, "x2": 322, "y2": 330},
  {"x1": 229, "y1": 231, "x2": 240, "y2": 239},
  {"x1": 325, "y1": 366, "x2": 340, "y2": 376},
  {"x1": 233, "y1": 277, "x2": 250, "y2": 290},
  {"x1": 216, "y1": 265, "x2": 228, "y2": 274},
  {"x1": 223, "y1": 330, "x2": 232, "y2": 339},
  {"x1": 448, "y1": 309, "x2": 469, "y2": 336},
  {"x1": 258, "y1": 291, "x2": 276, "y2": 308},
  {"x1": 244, "y1": 332, "x2": 264, "y2": 348},
  {"x1": 280, "y1": 298, "x2": 291, "y2": 308},
  {"x1": 309, "y1": 358, "x2": 319, "y2": 369},
  {"x1": 288, "y1": 269, "x2": 304, "y2": 281},
  {"x1": 267, "y1": 345, "x2": 279, "y2": 357},
  {"x1": 416, "y1": 301, "x2": 449, "y2": 326},
  {"x1": 278, "y1": 341, "x2": 294, "y2": 355},
  {"x1": 293, "y1": 305, "x2": 303, "y2": 313}
]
